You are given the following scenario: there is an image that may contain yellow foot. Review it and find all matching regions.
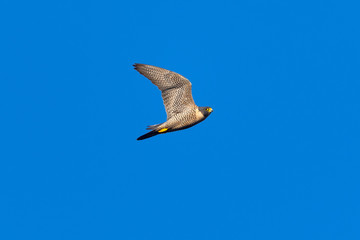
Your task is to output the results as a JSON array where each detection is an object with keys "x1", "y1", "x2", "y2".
[{"x1": 158, "y1": 128, "x2": 168, "y2": 133}]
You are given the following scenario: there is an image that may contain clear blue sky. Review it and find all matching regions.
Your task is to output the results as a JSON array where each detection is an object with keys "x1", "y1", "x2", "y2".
[{"x1": 1, "y1": 0, "x2": 359, "y2": 239}]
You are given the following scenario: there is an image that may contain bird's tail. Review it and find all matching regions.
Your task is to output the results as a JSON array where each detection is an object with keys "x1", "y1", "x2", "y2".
[
  {"x1": 146, "y1": 124, "x2": 161, "y2": 130},
  {"x1": 137, "y1": 130, "x2": 159, "y2": 140}
]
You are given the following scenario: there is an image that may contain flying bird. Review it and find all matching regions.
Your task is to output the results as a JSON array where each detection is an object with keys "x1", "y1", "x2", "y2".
[{"x1": 134, "y1": 63, "x2": 213, "y2": 140}]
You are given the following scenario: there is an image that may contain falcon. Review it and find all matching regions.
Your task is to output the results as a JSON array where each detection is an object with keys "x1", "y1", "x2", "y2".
[{"x1": 134, "y1": 63, "x2": 213, "y2": 140}]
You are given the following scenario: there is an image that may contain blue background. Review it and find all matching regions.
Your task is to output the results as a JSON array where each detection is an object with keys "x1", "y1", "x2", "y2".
[{"x1": 1, "y1": 0, "x2": 359, "y2": 239}]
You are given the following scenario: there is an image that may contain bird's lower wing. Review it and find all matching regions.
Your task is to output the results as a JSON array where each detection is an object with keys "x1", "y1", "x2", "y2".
[{"x1": 134, "y1": 63, "x2": 196, "y2": 119}]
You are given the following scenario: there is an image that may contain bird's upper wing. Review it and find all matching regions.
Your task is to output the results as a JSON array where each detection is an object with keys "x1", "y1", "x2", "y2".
[{"x1": 134, "y1": 63, "x2": 196, "y2": 120}]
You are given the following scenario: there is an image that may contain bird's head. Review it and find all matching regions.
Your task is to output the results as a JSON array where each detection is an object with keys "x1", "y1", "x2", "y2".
[{"x1": 199, "y1": 106, "x2": 213, "y2": 117}]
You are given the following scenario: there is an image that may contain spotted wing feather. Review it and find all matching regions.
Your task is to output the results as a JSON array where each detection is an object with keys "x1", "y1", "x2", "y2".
[{"x1": 134, "y1": 63, "x2": 196, "y2": 120}]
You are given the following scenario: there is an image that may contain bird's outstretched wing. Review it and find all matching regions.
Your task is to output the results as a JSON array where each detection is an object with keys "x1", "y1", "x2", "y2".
[{"x1": 134, "y1": 63, "x2": 196, "y2": 120}]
